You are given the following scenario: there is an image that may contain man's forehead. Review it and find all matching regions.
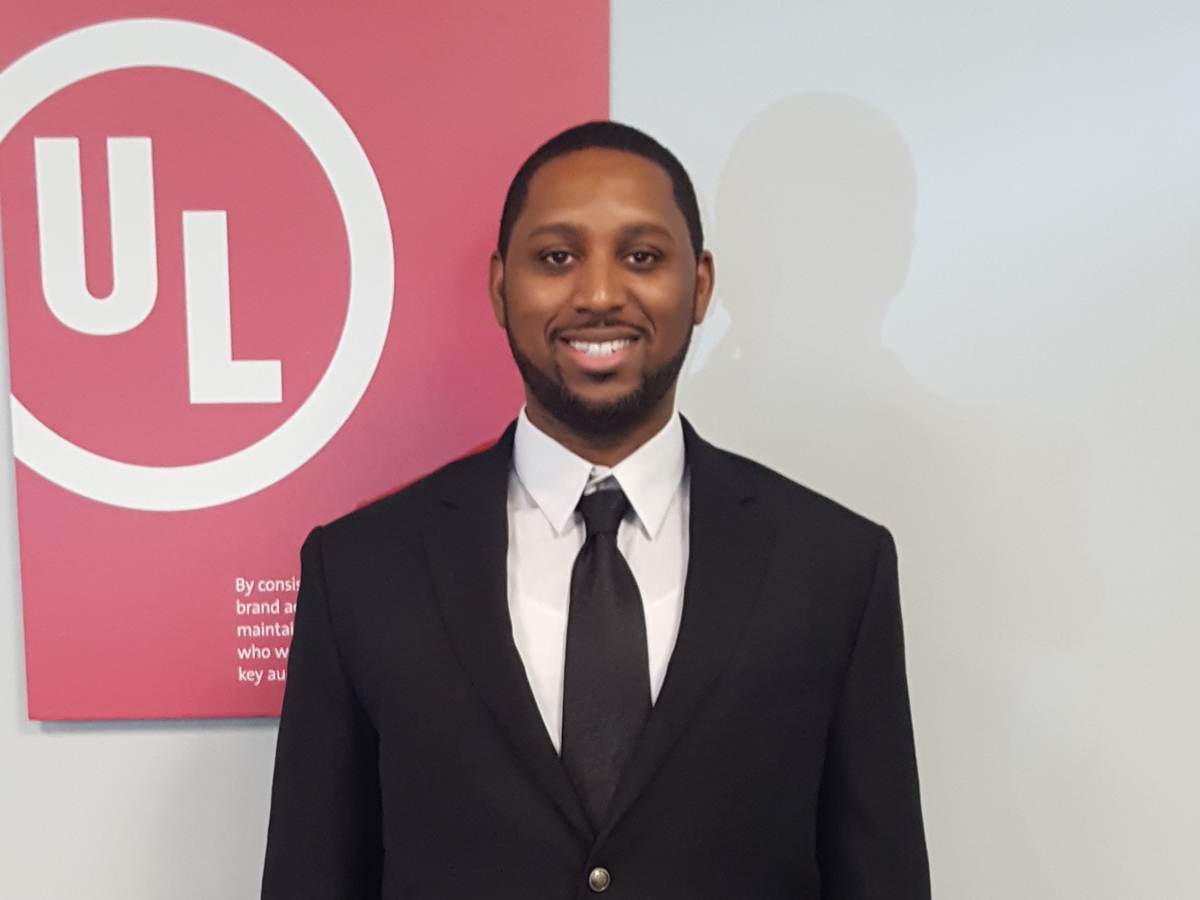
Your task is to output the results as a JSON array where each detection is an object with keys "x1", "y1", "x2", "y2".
[{"x1": 517, "y1": 147, "x2": 682, "y2": 235}]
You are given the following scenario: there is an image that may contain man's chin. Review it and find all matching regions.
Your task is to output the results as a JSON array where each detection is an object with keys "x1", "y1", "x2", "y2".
[
  {"x1": 563, "y1": 383, "x2": 641, "y2": 415},
  {"x1": 545, "y1": 390, "x2": 651, "y2": 438}
]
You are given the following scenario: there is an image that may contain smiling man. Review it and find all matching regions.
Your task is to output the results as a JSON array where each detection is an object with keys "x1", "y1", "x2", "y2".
[{"x1": 261, "y1": 121, "x2": 931, "y2": 899}]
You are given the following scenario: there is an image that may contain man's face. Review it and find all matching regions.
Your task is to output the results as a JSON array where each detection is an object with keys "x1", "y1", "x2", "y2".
[{"x1": 490, "y1": 148, "x2": 714, "y2": 438}]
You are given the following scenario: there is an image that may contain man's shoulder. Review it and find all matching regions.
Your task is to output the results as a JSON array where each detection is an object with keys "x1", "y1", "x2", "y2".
[
  {"x1": 314, "y1": 437, "x2": 500, "y2": 551},
  {"x1": 702, "y1": 437, "x2": 888, "y2": 547}
]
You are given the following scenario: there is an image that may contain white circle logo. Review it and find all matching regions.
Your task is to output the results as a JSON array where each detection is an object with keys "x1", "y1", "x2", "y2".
[{"x1": 0, "y1": 18, "x2": 394, "y2": 511}]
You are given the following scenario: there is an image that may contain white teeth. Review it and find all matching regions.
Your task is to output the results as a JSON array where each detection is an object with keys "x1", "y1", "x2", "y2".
[{"x1": 569, "y1": 338, "x2": 633, "y2": 357}]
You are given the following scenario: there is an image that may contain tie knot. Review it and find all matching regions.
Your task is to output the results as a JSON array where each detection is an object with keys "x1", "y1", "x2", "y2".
[{"x1": 577, "y1": 480, "x2": 629, "y2": 537}]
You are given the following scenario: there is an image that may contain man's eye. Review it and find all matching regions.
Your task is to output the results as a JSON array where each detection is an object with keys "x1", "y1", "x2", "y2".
[
  {"x1": 627, "y1": 250, "x2": 659, "y2": 266},
  {"x1": 542, "y1": 251, "x2": 573, "y2": 267}
]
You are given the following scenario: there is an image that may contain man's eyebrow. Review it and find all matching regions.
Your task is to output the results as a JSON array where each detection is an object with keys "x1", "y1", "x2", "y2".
[
  {"x1": 524, "y1": 222, "x2": 585, "y2": 242},
  {"x1": 619, "y1": 221, "x2": 676, "y2": 244}
]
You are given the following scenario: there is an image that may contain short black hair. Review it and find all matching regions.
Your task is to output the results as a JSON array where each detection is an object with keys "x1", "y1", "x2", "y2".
[{"x1": 496, "y1": 120, "x2": 704, "y2": 260}]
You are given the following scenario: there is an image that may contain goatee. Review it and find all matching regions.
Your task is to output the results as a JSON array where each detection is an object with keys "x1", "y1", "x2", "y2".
[{"x1": 505, "y1": 328, "x2": 691, "y2": 440}]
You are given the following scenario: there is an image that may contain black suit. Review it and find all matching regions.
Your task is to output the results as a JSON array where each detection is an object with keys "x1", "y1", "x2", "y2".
[{"x1": 262, "y1": 416, "x2": 930, "y2": 899}]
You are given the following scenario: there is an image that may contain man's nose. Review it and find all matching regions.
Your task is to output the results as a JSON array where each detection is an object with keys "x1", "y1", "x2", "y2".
[{"x1": 574, "y1": 258, "x2": 623, "y2": 312}]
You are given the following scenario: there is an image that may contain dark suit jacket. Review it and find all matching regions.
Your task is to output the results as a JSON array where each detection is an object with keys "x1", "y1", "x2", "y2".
[{"x1": 262, "y1": 416, "x2": 930, "y2": 899}]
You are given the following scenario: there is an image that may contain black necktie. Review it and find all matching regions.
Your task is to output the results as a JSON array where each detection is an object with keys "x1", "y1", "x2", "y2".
[{"x1": 561, "y1": 477, "x2": 652, "y2": 829}]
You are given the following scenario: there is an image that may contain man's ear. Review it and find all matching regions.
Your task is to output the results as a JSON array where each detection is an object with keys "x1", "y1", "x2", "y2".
[
  {"x1": 692, "y1": 250, "x2": 715, "y2": 325},
  {"x1": 488, "y1": 251, "x2": 507, "y2": 328}
]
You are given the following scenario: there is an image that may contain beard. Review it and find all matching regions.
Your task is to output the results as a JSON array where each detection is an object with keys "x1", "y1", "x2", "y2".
[{"x1": 504, "y1": 324, "x2": 692, "y2": 441}]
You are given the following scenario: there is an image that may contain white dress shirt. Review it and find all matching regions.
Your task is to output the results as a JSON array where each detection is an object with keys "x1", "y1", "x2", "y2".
[{"x1": 506, "y1": 406, "x2": 690, "y2": 753}]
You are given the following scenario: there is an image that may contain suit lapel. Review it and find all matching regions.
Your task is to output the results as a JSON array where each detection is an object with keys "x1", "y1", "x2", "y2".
[
  {"x1": 594, "y1": 416, "x2": 775, "y2": 845},
  {"x1": 421, "y1": 415, "x2": 775, "y2": 847},
  {"x1": 422, "y1": 420, "x2": 594, "y2": 841}
]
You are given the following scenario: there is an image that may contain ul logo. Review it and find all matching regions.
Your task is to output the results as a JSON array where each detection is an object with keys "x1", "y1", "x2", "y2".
[
  {"x1": 1, "y1": 19, "x2": 393, "y2": 511},
  {"x1": 35, "y1": 136, "x2": 281, "y2": 404}
]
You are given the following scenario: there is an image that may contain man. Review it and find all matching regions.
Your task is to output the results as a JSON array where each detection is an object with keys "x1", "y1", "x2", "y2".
[{"x1": 261, "y1": 121, "x2": 930, "y2": 899}]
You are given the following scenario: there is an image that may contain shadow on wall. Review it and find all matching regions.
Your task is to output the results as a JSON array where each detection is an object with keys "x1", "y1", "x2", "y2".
[{"x1": 680, "y1": 93, "x2": 1118, "y2": 897}]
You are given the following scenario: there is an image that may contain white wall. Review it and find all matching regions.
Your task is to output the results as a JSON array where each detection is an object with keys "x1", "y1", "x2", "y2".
[
  {"x1": 2, "y1": 2, "x2": 1197, "y2": 897},
  {"x1": 612, "y1": 1, "x2": 1199, "y2": 897}
]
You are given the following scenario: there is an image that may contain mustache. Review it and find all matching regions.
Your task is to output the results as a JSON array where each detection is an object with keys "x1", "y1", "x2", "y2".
[{"x1": 549, "y1": 318, "x2": 645, "y2": 339}]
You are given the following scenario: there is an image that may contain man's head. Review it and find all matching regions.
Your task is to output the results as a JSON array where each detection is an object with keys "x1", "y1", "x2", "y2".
[{"x1": 489, "y1": 121, "x2": 714, "y2": 443}]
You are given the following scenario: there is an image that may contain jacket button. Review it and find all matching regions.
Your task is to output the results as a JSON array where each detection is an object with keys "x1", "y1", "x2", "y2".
[{"x1": 588, "y1": 866, "x2": 611, "y2": 892}]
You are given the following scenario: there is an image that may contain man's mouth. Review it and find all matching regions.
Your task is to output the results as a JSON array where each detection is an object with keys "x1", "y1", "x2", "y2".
[
  {"x1": 567, "y1": 338, "x2": 635, "y2": 358},
  {"x1": 559, "y1": 335, "x2": 639, "y2": 373}
]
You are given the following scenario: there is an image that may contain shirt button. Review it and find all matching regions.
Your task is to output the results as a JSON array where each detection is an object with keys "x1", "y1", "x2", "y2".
[{"x1": 588, "y1": 866, "x2": 611, "y2": 892}]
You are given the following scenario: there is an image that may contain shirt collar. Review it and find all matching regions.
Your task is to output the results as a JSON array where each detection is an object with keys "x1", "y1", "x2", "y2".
[{"x1": 512, "y1": 405, "x2": 686, "y2": 540}]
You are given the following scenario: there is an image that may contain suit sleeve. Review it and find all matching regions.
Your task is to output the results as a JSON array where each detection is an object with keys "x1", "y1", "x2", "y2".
[
  {"x1": 816, "y1": 526, "x2": 931, "y2": 899},
  {"x1": 261, "y1": 526, "x2": 382, "y2": 899}
]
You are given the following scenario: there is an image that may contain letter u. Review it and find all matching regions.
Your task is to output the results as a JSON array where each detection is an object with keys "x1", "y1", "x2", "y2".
[{"x1": 34, "y1": 136, "x2": 157, "y2": 335}]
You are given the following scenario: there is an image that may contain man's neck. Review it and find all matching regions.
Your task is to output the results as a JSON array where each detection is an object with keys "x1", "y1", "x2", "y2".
[{"x1": 523, "y1": 391, "x2": 678, "y2": 468}]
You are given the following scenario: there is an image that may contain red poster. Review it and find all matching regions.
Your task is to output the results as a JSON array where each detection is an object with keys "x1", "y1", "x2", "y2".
[{"x1": 0, "y1": 2, "x2": 609, "y2": 719}]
